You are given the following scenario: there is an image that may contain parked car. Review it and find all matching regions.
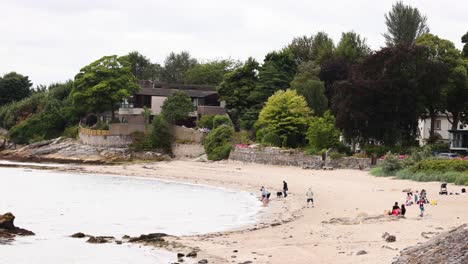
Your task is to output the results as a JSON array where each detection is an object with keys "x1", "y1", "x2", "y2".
[{"x1": 437, "y1": 152, "x2": 459, "y2": 159}]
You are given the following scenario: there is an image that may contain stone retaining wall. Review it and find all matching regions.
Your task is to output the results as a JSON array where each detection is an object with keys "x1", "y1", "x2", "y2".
[
  {"x1": 229, "y1": 147, "x2": 373, "y2": 170},
  {"x1": 78, "y1": 133, "x2": 132, "y2": 148},
  {"x1": 172, "y1": 143, "x2": 205, "y2": 159}
]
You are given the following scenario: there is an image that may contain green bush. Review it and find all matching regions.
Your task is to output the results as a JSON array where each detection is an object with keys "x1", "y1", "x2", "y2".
[
  {"x1": 212, "y1": 115, "x2": 232, "y2": 128},
  {"x1": 129, "y1": 131, "x2": 152, "y2": 151},
  {"x1": 362, "y1": 145, "x2": 409, "y2": 157},
  {"x1": 262, "y1": 132, "x2": 281, "y2": 147},
  {"x1": 410, "y1": 159, "x2": 468, "y2": 173},
  {"x1": 203, "y1": 125, "x2": 234, "y2": 161},
  {"x1": 328, "y1": 151, "x2": 346, "y2": 159},
  {"x1": 62, "y1": 125, "x2": 79, "y2": 139},
  {"x1": 306, "y1": 110, "x2": 340, "y2": 150},
  {"x1": 150, "y1": 115, "x2": 172, "y2": 151},
  {"x1": 196, "y1": 115, "x2": 215, "y2": 129},
  {"x1": 233, "y1": 131, "x2": 251, "y2": 144},
  {"x1": 380, "y1": 152, "x2": 403, "y2": 174}
]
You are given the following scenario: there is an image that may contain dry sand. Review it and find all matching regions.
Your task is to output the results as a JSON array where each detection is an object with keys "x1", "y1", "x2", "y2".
[{"x1": 73, "y1": 160, "x2": 468, "y2": 264}]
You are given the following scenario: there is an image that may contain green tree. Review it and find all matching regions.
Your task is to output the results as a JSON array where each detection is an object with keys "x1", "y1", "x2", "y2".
[
  {"x1": 196, "y1": 114, "x2": 215, "y2": 129},
  {"x1": 286, "y1": 35, "x2": 314, "y2": 65},
  {"x1": 160, "y1": 90, "x2": 194, "y2": 123},
  {"x1": 71, "y1": 55, "x2": 139, "y2": 120},
  {"x1": 160, "y1": 51, "x2": 198, "y2": 83},
  {"x1": 184, "y1": 59, "x2": 238, "y2": 85},
  {"x1": 383, "y1": 1, "x2": 429, "y2": 47},
  {"x1": 335, "y1": 31, "x2": 371, "y2": 63},
  {"x1": 212, "y1": 115, "x2": 232, "y2": 128},
  {"x1": 311, "y1": 32, "x2": 335, "y2": 64},
  {"x1": 123, "y1": 51, "x2": 161, "y2": 81},
  {"x1": 141, "y1": 106, "x2": 152, "y2": 131},
  {"x1": 217, "y1": 58, "x2": 260, "y2": 129},
  {"x1": 290, "y1": 61, "x2": 328, "y2": 116},
  {"x1": 462, "y1": 32, "x2": 468, "y2": 57},
  {"x1": 203, "y1": 125, "x2": 234, "y2": 160},
  {"x1": 0, "y1": 72, "x2": 32, "y2": 106},
  {"x1": 255, "y1": 89, "x2": 312, "y2": 148},
  {"x1": 416, "y1": 33, "x2": 466, "y2": 131},
  {"x1": 150, "y1": 115, "x2": 172, "y2": 151},
  {"x1": 307, "y1": 110, "x2": 340, "y2": 151}
]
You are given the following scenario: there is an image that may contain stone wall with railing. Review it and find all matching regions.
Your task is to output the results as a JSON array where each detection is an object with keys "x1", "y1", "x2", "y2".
[{"x1": 78, "y1": 127, "x2": 132, "y2": 147}]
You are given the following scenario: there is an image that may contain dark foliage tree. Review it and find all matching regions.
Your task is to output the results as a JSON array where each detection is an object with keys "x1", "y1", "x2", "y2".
[
  {"x1": 160, "y1": 51, "x2": 197, "y2": 83},
  {"x1": 150, "y1": 114, "x2": 172, "y2": 152},
  {"x1": 462, "y1": 31, "x2": 468, "y2": 57},
  {"x1": 123, "y1": 51, "x2": 161, "y2": 81},
  {"x1": 217, "y1": 58, "x2": 260, "y2": 129},
  {"x1": 383, "y1": 1, "x2": 429, "y2": 47},
  {"x1": 319, "y1": 58, "x2": 349, "y2": 105},
  {"x1": 335, "y1": 31, "x2": 371, "y2": 63},
  {"x1": 332, "y1": 46, "x2": 429, "y2": 146},
  {"x1": 0, "y1": 72, "x2": 32, "y2": 106}
]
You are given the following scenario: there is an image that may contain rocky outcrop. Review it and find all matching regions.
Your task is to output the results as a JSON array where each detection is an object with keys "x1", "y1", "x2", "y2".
[
  {"x1": 392, "y1": 224, "x2": 468, "y2": 264},
  {"x1": 0, "y1": 212, "x2": 34, "y2": 243},
  {"x1": 0, "y1": 138, "x2": 170, "y2": 164}
]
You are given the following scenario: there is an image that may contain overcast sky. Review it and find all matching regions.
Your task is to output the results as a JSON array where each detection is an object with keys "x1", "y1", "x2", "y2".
[{"x1": 0, "y1": 0, "x2": 466, "y2": 86}]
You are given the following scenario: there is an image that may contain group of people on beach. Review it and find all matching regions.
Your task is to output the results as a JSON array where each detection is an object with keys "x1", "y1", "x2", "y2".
[
  {"x1": 389, "y1": 189, "x2": 429, "y2": 217},
  {"x1": 260, "y1": 181, "x2": 315, "y2": 208}
]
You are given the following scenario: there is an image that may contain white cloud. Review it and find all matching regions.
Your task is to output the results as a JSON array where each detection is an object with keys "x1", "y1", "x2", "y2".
[{"x1": 0, "y1": 0, "x2": 466, "y2": 85}]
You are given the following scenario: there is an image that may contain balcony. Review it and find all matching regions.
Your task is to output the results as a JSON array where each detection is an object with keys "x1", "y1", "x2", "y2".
[
  {"x1": 118, "y1": 107, "x2": 144, "y2": 115},
  {"x1": 197, "y1": 106, "x2": 226, "y2": 116}
]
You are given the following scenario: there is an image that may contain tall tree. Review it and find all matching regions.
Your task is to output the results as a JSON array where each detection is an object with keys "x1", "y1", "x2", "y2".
[
  {"x1": 335, "y1": 31, "x2": 371, "y2": 63},
  {"x1": 123, "y1": 51, "x2": 161, "y2": 81},
  {"x1": 416, "y1": 33, "x2": 467, "y2": 131},
  {"x1": 217, "y1": 58, "x2": 260, "y2": 129},
  {"x1": 71, "y1": 55, "x2": 139, "y2": 120},
  {"x1": 319, "y1": 58, "x2": 349, "y2": 105},
  {"x1": 0, "y1": 72, "x2": 32, "y2": 106},
  {"x1": 332, "y1": 46, "x2": 427, "y2": 146},
  {"x1": 290, "y1": 61, "x2": 328, "y2": 116},
  {"x1": 462, "y1": 31, "x2": 468, "y2": 57},
  {"x1": 286, "y1": 35, "x2": 314, "y2": 65},
  {"x1": 311, "y1": 32, "x2": 335, "y2": 64},
  {"x1": 383, "y1": 1, "x2": 429, "y2": 47},
  {"x1": 160, "y1": 51, "x2": 198, "y2": 83},
  {"x1": 184, "y1": 59, "x2": 238, "y2": 85}
]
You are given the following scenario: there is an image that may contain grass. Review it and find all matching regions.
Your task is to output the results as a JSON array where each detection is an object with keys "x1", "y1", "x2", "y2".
[{"x1": 370, "y1": 166, "x2": 468, "y2": 186}]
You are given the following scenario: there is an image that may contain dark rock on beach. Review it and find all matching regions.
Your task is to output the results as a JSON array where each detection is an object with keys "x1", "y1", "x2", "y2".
[
  {"x1": 86, "y1": 236, "x2": 113, "y2": 244},
  {"x1": 392, "y1": 224, "x2": 468, "y2": 264},
  {"x1": 71, "y1": 232, "x2": 86, "y2": 238},
  {"x1": 0, "y1": 212, "x2": 34, "y2": 242},
  {"x1": 186, "y1": 250, "x2": 198, "y2": 257}
]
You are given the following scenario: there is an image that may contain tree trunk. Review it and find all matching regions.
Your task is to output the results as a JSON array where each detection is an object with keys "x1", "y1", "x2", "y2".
[
  {"x1": 428, "y1": 109, "x2": 436, "y2": 144},
  {"x1": 452, "y1": 112, "x2": 460, "y2": 131},
  {"x1": 110, "y1": 102, "x2": 115, "y2": 121}
]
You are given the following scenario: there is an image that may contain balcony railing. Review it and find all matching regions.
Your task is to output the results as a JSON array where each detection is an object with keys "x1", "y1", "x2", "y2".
[{"x1": 118, "y1": 107, "x2": 144, "y2": 115}]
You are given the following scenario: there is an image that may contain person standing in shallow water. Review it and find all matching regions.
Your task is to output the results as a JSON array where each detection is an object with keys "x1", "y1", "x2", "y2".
[{"x1": 283, "y1": 181, "x2": 288, "y2": 197}]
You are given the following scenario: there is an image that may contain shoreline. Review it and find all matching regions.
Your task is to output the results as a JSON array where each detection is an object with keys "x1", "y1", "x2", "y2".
[{"x1": 3, "y1": 159, "x2": 468, "y2": 263}]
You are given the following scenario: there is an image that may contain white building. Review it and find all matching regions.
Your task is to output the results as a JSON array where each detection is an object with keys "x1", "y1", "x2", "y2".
[{"x1": 418, "y1": 114, "x2": 468, "y2": 146}]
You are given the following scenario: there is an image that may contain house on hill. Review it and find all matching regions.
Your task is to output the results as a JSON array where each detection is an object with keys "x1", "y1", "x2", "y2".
[
  {"x1": 418, "y1": 114, "x2": 468, "y2": 153},
  {"x1": 118, "y1": 80, "x2": 226, "y2": 126}
]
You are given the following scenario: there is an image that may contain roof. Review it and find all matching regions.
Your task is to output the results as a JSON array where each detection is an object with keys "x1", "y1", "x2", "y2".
[{"x1": 136, "y1": 87, "x2": 218, "y2": 98}]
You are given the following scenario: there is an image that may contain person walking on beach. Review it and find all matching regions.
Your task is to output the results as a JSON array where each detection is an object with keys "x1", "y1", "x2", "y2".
[
  {"x1": 417, "y1": 197, "x2": 425, "y2": 217},
  {"x1": 306, "y1": 188, "x2": 314, "y2": 208},
  {"x1": 283, "y1": 181, "x2": 288, "y2": 198}
]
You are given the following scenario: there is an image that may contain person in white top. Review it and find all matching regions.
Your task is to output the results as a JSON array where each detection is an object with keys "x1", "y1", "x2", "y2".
[{"x1": 306, "y1": 188, "x2": 314, "y2": 208}]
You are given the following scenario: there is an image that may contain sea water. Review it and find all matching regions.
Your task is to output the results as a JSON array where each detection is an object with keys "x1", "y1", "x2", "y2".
[{"x1": 0, "y1": 165, "x2": 261, "y2": 264}]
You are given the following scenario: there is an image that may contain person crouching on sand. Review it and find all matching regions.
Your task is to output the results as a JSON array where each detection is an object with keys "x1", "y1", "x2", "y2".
[{"x1": 306, "y1": 188, "x2": 314, "y2": 208}]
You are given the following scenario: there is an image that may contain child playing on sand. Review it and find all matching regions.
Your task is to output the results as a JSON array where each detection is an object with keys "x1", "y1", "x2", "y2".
[
  {"x1": 417, "y1": 198, "x2": 425, "y2": 217},
  {"x1": 306, "y1": 188, "x2": 314, "y2": 208}
]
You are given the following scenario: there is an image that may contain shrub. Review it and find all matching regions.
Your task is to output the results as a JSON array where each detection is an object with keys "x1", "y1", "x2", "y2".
[
  {"x1": 150, "y1": 115, "x2": 172, "y2": 151},
  {"x1": 129, "y1": 131, "x2": 152, "y2": 151},
  {"x1": 94, "y1": 121, "x2": 109, "y2": 130},
  {"x1": 62, "y1": 125, "x2": 79, "y2": 139},
  {"x1": 233, "y1": 131, "x2": 251, "y2": 144},
  {"x1": 362, "y1": 145, "x2": 409, "y2": 158},
  {"x1": 203, "y1": 125, "x2": 234, "y2": 161},
  {"x1": 161, "y1": 91, "x2": 194, "y2": 123},
  {"x1": 410, "y1": 159, "x2": 468, "y2": 173},
  {"x1": 262, "y1": 132, "x2": 281, "y2": 147},
  {"x1": 196, "y1": 115, "x2": 215, "y2": 129},
  {"x1": 306, "y1": 110, "x2": 340, "y2": 150},
  {"x1": 212, "y1": 115, "x2": 232, "y2": 128},
  {"x1": 328, "y1": 151, "x2": 346, "y2": 159},
  {"x1": 380, "y1": 152, "x2": 403, "y2": 174}
]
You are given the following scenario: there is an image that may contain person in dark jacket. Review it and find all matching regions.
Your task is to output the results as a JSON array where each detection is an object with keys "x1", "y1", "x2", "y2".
[{"x1": 283, "y1": 181, "x2": 288, "y2": 197}]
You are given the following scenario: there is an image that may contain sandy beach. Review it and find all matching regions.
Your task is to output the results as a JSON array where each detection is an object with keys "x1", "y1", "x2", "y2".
[{"x1": 70, "y1": 160, "x2": 468, "y2": 264}]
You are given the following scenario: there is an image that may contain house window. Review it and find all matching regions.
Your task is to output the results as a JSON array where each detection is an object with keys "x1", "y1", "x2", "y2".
[{"x1": 434, "y1": 120, "x2": 441, "y2": 130}]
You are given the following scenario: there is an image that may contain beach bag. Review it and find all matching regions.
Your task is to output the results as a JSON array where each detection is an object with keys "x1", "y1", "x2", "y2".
[{"x1": 431, "y1": 200, "x2": 437, "y2": 205}]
